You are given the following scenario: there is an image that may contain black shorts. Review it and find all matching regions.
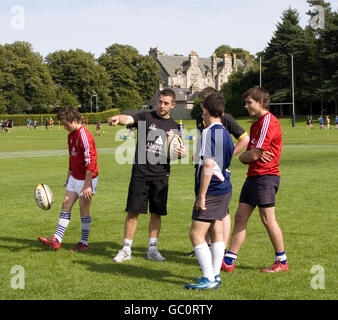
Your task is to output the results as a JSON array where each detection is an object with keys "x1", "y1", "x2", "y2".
[
  {"x1": 126, "y1": 178, "x2": 169, "y2": 216},
  {"x1": 239, "y1": 175, "x2": 280, "y2": 208},
  {"x1": 192, "y1": 191, "x2": 232, "y2": 222}
]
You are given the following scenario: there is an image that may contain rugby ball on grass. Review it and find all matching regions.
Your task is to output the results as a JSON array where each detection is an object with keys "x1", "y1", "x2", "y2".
[
  {"x1": 167, "y1": 133, "x2": 183, "y2": 161},
  {"x1": 34, "y1": 184, "x2": 54, "y2": 210}
]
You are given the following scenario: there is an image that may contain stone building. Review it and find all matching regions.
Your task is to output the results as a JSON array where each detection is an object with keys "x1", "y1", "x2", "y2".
[{"x1": 149, "y1": 47, "x2": 245, "y2": 91}]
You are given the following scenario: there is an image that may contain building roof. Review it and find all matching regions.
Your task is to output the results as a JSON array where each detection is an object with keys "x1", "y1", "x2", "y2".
[{"x1": 157, "y1": 54, "x2": 244, "y2": 76}]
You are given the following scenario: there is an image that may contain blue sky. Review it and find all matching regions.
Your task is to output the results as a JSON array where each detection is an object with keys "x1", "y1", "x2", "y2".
[{"x1": 1, "y1": 0, "x2": 337, "y2": 58}]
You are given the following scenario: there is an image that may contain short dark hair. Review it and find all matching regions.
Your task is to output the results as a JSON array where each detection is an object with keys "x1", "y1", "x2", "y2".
[
  {"x1": 198, "y1": 86, "x2": 218, "y2": 103},
  {"x1": 242, "y1": 86, "x2": 270, "y2": 109},
  {"x1": 57, "y1": 106, "x2": 82, "y2": 123},
  {"x1": 203, "y1": 94, "x2": 225, "y2": 118},
  {"x1": 159, "y1": 88, "x2": 176, "y2": 103}
]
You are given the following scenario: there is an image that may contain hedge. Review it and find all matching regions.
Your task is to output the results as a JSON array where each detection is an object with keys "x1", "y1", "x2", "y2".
[{"x1": 0, "y1": 108, "x2": 121, "y2": 126}]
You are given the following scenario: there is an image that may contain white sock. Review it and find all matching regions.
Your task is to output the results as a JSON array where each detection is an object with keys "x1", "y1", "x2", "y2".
[
  {"x1": 148, "y1": 237, "x2": 158, "y2": 251},
  {"x1": 194, "y1": 243, "x2": 215, "y2": 282},
  {"x1": 123, "y1": 238, "x2": 133, "y2": 251},
  {"x1": 210, "y1": 241, "x2": 225, "y2": 276}
]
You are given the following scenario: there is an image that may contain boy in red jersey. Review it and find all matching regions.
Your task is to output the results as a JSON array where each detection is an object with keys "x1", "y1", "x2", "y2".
[
  {"x1": 38, "y1": 107, "x2": 98, "y2": 252},
  {"x1": 223, "y1": 86, "x2": 288, "y2": 273}
]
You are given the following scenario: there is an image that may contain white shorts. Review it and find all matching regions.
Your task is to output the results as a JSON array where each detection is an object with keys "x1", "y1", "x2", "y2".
[{"x1": 66, "y1": 175, "x2": 98, "y2": 197}]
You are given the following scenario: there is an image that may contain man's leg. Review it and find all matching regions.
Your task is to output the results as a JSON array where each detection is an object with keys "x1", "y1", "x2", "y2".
[
  {"x1": 113, "y1": 212, "x2": 139, "y2": 262},
  {"x1": 147, "y1": 213, "x2": 166, "y2": 261}
]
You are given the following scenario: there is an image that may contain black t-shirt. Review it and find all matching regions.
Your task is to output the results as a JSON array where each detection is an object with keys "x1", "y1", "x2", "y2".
[
  {"x1": 131, "y1": 111, "x2": 180, "y2": 181},
  {"x1": 196, "y1": 112, "x2": 246, "y2": 139}
]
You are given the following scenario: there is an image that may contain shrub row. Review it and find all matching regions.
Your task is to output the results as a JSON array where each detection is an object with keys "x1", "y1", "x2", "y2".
[{"x1": 0, "y1": 109, "x2": 120, "y2": 126}]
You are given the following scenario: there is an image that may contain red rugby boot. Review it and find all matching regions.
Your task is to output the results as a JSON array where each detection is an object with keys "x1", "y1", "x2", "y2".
[
  {"x1": 221, "y1": 259, "x2": 235, "y2": 272},
  {"x1": 38, "y1": 235, "x2": 61, "y2": 250},
  {"x1": 261, "y1": 261, "x2": 289, "y2": 273},
  {"x1": 69, "y1": 242, "x2": 89, "y2": 252}
]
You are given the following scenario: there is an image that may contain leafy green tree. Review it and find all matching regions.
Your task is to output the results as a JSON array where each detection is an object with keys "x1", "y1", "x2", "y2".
[
  {"x1": 98, "y1": 44, "x2": 159, "y2": 110},
  {"x1": 190, "y1": 98, "x2": 202, "y2": 119},
  {"x1": 0, "y1": 41, "x2": 56, "y2": 114},
  {"x1": 306, "y1": 1, "x2": 337, "y2": 113},
  {"x1": 45, "y1": 49, "x2": 112, "y2": 112},
  {"x1": 220, "y1": 69, "x2": 259, "y2": 117},
  {"x1": 262, "y1": 8, "x2": 312, "y2": 114},
  {"x1": 215, "y1": 44, "x2": 258, "y2": 69},
  {"x1": 0, "y1": 94, "x2": 7, "y2": 114}
]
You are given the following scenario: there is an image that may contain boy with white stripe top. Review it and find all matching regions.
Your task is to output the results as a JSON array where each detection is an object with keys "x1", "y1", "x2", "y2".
[
  {"x1": 185, "y1": 94, "x2": 234, "y2": 290},
  {"x1": 38, "y1": 106, "x2": 98, "y2": 252},
  {"x1": 223, "y1": 86, "x2": 288, "y2": 273}
]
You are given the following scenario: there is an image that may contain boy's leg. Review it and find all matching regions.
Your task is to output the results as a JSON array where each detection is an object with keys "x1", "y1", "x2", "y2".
[
  {"x1": 209, "y1": 219, "x2": 225, "y2": 276},
  {"x1": 259, "y1": 206, "x2": 288, "y2": 272},
  {"x1": 38, "y1": 190, "x2": 78, "y2": 249},
  {"x1": 259, "y1": 206, "x2": 284, "y2": 253},
  {"x1": 189, "y1": 220, "x2": 215, "y2": 281},
  {"x1": 69, "y1": 196, "x2": 92, "y2": 251},
  {"x1": 227, "y1": 203, "x2": 254, "y2": 254}
]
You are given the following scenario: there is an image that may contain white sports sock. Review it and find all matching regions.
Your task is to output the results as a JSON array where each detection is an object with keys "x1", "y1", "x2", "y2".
[
  {"x1": 148, "y1": 237, "x2": 158, "y2": 251},
  {"x1": 194, "y1": 243, "x2": 215, "y2": 282},
  {"x1": 210, "y1": 241, "x2": 225, "y2": 275},
  {"x1": 123, "y1": 238, "x2": 133, "y2": 251}
]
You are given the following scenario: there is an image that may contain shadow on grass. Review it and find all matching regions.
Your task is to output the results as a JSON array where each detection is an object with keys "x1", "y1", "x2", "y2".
[
  {"x1": 74, "y1": 260, "x2": 191, "y2": 286},
  {"x1": 0, "y1": 236, "x2": 194, "y2": 286},
  {"x1": 0, "y1": 236, "x2": 198, "y2": 266}
]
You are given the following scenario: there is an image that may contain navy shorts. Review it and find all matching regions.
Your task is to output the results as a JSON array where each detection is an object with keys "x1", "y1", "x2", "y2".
[
  {"x1": 239, "y1": 175, "x2": 280, "y2": 208},
  {"x1": 126, "y1": 178, "x2": 168, "y2": 215},
  {"x1": 192, "y1": 191, "x2": 232, "y2": 222}
]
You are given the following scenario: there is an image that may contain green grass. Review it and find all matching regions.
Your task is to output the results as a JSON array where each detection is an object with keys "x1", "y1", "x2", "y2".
[{"x1": 0, "y1": 118, "x2": 337, "y2": 300}]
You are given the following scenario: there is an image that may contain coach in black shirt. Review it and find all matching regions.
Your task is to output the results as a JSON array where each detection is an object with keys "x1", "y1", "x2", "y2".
[{"x1": 108, "y1": 88, "x2": 187, "y2": 263}]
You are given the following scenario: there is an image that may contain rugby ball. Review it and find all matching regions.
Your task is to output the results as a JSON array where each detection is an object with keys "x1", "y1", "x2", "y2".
[
  {"x1": 167, "y1": 133, "x2": 183, "y2": 161},
  {"x1": 34, "y1": 184, "x2": 54, "y2": 210}
]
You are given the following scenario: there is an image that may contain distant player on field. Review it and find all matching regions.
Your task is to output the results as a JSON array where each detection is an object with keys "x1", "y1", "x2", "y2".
[
  {"x1": 38, "y1": 106, "x2": 99, "y2": 252},
  {"x1": 185, "y1": 94, "x2": 234, "y2": 290},
  {"x1": 223, "y1": 86, "x2": 288, "y2": 273}
]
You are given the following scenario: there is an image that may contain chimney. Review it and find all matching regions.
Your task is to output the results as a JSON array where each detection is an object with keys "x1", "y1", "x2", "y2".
[
  {"x1": 189, "y1": 50, "x2": 198, "y2": 66},
  {"x1": 211, "y1": 52, "x2": 217, "y2": 77},
  {"x1": 223, "y1": 53, "x2": 232, "y2": 67},
  {"x1": 149, "y1": 47, "x2": 159, "y2": 60}
]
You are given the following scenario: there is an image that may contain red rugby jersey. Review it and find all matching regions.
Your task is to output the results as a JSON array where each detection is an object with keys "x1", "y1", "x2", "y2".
[
  {"x1": 68, "y1": 126, "x2": 98, "y2": 180},
  {"x1": 247, "y1": 112, "x2": 282, "y2": 177}
]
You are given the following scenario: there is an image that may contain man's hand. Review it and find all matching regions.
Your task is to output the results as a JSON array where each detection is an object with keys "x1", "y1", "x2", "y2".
[
  {"x1": 108, "y1": 116, "x2": 119, "y2": 126},
  {"x1": 173, "y1": 145, "x2": 188, "y2": 159}
]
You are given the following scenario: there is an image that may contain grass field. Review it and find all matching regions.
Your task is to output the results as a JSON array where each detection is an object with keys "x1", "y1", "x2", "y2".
[{"x1": 0, "y1": 117, "x2": 337, "y2": 301}]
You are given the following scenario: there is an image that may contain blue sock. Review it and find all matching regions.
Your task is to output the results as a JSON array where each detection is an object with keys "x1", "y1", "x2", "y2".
[
  {"x1": 54, "y1": 212, "x2": 71, "y2": 243},
  {"x1": 80, "y1": 216, "x2": 91, "y2": 246},
  {"x1": 275, "y1": 251, "x2": 287, "y2": 265},
  {"x1": 224, "y1": 251, "x2": 237, "y2": 266}
]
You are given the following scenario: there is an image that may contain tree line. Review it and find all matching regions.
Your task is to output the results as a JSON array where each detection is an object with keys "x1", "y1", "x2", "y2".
[
  {"x1": 0, "y1": 43, "x2": 160, "y2": 114},
  {"x1": 220, "y1": 0, "x2": 337, "y2": 117}
]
